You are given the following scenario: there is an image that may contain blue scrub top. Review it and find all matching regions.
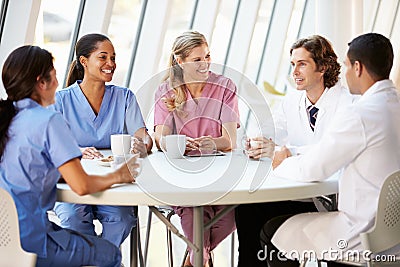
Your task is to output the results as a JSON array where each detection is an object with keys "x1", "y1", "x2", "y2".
[
  {"x1": 0, "y1": 98, "x2": 82, "y2": 257},
  {"x1": 53, "y1": 81, "x2": 146, "y2": 148}
]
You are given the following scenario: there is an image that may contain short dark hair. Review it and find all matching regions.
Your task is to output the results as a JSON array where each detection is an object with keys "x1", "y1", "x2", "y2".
[
  {"x1": 290, "y1": 35, "x2": 341, "y2": 89},
  {"x1": 347, "y1": 33, "x2": 393, "y2": 80}
]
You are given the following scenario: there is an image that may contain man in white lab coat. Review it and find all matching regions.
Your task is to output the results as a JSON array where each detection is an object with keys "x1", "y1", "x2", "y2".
[
  {"x1": 261, "y1": 33, "x2": 400, "y2": 267},
  {"x1": 235, "y1": 35, "x2": 354, "y2": 267}
]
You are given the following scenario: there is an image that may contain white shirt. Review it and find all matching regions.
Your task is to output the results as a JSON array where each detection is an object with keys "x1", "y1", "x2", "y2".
[
  {"x1": 273, "y1": 81, "x2": 354, "y2": 154},
  {"x1": 272, "y1": 80, "x2": 400, "y2": 259}
]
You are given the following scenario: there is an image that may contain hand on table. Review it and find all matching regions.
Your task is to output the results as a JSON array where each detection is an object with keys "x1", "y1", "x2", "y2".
[
  {"x1": 246, "y1": 136, "x2": 275, "y2": 159},
  {"x1": 131, "y1": 137, "x2": 147, "y2": 158},
  {"x1": 80, "y1": 147, "x2": 103, "y2": 159},
  {"x1": 193, "y1": 136, "x2": 216, "y2": 151},
  {"x1": 185, "y1": 137, "x2": 199, "y2": 151},
  {"x1": 113, "y1": 155, "x2": 141, "y2": 183},
  {"x1": 272, "y1": 146, "x2": 292, "y2": 169}
]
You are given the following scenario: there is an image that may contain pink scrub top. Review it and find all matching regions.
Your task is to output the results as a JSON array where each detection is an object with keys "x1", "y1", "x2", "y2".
[{"x1": 154, "y1": 71, "x2": 240, "y2": 138}]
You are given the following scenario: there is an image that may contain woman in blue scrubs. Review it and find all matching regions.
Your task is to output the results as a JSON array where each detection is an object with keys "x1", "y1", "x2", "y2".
[
  {"x1": 53, "y1": 33, "x2": 153, "y2": 247},
  {"x1": 0, "y1": 45, "x2": 139, "y2": 266}
]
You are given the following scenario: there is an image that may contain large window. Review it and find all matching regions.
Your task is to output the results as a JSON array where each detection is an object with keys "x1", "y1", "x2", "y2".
[
  {"x1": 274, "y1": 0, "x2": 306, "y2": 93},
  {"x1": 33, "y1": 0, "x2": 80, "y2": 90},
  {"x1": 209, "y1": 0, "x2": 239, "y2": 65},
  {"x1": 0, "y1": 0, "x2": 8, "y2": 46},
  {"x1": 157, "y1": 0, "x2": 195, "y2": 72},
  {"x1": 2, "y1": 0, "x2": 400, "y2": 101},
  {"x1": 243, "y1": 0, "x2": 274, "y2": 82},
  {"x1": 107, "y1": 0, "x2": 142, "y2": 86}
]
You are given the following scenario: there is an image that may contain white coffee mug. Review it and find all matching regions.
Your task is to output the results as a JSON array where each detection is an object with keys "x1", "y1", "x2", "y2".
[
  {"x1": 250, "y1": 140, "x2": 263, "y2": 148},
  {"x1": 165, "y1": 134, "x2": 186, "y2": 159},
  {"x1": 111, "y1": 134, "x2": 131, "y2": 155}
]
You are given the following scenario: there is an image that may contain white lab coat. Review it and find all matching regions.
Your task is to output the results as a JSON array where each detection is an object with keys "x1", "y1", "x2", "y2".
[
  {"x1": 272, "y1": 80, "x2": 400, "y2": 260},
  {"x1": 272, "y1": 82, "x2": 354, "y2": 208},
  {"x1": 273, "y1": 81, "x2": 354, "y2": 151}
]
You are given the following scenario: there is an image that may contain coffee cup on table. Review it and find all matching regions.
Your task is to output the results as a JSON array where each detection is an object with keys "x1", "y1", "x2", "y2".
[
  {"x1": 250, "y1": 139, "x2": 263, "y2": 149},
  {"x1": 111, "y1": 134, "x2": 132, "y2": 155},
  {"x1": 165, "y1": 134, "x2": 186, "y2": 159}
]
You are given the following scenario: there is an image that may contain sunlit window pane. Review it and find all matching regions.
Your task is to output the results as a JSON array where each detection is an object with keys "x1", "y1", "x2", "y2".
[
  {"x1": 33, "y1": 0, "x2": 80, "y2": 90},
  {"x1": 0, "y1": 0, "x2": 6, "y2": 40},
  {"x1": 244, "y1": 0, "x2": 274, "y2": 82},
  {"x1": 372, "y1": 0, "x2": 398, "y2": 36},
  {"x1": 157, "y1": 0, "x2": 195, "y2": 72},
  {"x1": 209, "y1": 0, "x2": 239, "y2": 64},
  {"x1": 274, "y1": 0, "x2": 306, "y2": 93},
  {"x1": 107, "y1": 0, "x2": 142, "y2": 86}
]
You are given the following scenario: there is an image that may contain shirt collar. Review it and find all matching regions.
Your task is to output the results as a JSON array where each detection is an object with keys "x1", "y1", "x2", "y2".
[
  {"x1": 13, "y1": 98, "x2": 40, "y2": 110},
  {"x1": 304, "y1": 87, "x2": 328, "y2": 109},
  {"x1": 361, "y1": 79, "x2": 395, "y2": 99}
]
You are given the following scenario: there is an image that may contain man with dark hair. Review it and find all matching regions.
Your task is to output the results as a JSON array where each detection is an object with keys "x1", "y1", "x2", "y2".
[
  {"x1": 346, "y1": 33, "x2": 394, "y2": 82},
  {"x1": 235, "y1": 35, "x2": 354, "y2": 267},
  {"x1": 261, "y1": 33, "x2": 400, "y2": 266}
]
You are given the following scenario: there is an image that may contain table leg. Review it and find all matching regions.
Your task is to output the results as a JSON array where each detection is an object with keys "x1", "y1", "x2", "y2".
[
  {"x1": 130, "y1": 226, "x2": 138, "y2": 267},
  {"x1": 193, "y1": 206, "x2": 204, "y2": 267}
]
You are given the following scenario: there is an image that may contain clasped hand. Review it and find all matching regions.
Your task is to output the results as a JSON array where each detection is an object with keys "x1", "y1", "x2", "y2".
[
  {"x1": 113, "y1": 154, "x2": 141, "y2": 183},
  {"x1": 186, "y1": 135, "x2": 216, "y2": 152},
  {"x1": 130, "y1": 137, "x2": 147, "y2": 158},
  {"x1": 244, "y1": 137, "x2": 292, "y2": 169},
  {"x1": 271, "y1": 146, "x2": 292, "y2": 169},
  {"x1": 245, "y1": 136, "x2": 275, "y2": 159}
]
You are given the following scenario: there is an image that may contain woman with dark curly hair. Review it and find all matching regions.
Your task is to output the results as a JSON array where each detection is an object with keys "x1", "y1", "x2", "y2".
[{"x1": 235, "y1": 35, "x2": 355, "y2": 267}]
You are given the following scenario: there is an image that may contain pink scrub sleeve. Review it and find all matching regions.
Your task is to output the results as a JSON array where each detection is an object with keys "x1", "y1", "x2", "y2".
[
  {"x1": 154, "y1": 82, "x2": 174, "y2": 131},
  {"x1": 219, "y1": 78, "x2": 239, "y2": 125},
  {"x1": 154, "y1": 73, "x2": 240, "y2": 137}
]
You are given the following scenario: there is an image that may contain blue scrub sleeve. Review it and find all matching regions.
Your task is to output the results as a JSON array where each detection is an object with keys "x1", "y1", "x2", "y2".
[
  {"x1": 45, "y1": 113, "x2": 82, "y2": 168},
  {"x1": 125, "y1": 93, "x2": 146, "y2": 135}
]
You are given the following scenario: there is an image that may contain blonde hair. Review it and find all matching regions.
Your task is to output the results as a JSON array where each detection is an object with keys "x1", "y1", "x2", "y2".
[{"x1": 162, "y1": 31, "x2": 208, "y2": 113}]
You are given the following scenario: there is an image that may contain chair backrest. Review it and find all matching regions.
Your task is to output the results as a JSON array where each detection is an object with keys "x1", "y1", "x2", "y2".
[
  {"x1": 0, "y1": 187, "x2": 37, "y2": 267},
  {"x1": 360, "y1": 170, "x2": 400, "y2": 253}
]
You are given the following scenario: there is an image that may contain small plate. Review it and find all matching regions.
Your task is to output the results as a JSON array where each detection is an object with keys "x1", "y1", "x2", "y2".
[{"x1": 96, "y1": 156, "x2": 114, "y2": 167}]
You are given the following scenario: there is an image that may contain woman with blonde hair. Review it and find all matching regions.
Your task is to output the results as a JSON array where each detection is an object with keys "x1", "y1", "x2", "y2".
[{"x1": 154, "y1": 31, "x2": 240, "y2": 267}]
